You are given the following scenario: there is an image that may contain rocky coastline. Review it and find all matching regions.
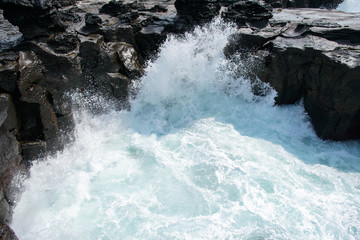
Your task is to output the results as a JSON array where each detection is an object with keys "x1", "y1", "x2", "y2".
[{"x1": 0, "y1": 0, "x2": 359, "y2": 238}]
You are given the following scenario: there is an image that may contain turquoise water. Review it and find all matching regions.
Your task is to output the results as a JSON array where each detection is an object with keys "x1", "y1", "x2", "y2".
[{"x1": 11, "y1": 19, "x2": 360, "y2": 240}]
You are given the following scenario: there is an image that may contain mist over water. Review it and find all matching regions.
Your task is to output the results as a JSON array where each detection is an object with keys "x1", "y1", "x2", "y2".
[{"x1": 11, "y1": 19, "x2": 360, "y2": 240}]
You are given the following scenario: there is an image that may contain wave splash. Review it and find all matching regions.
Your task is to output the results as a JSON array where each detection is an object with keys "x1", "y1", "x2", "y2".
[
  {"x1": 11, "y1": 18, "x2": 360, "y2": 240},
  {"x1": 337, "y1": 0, "x2": 360, "y2": 12}
]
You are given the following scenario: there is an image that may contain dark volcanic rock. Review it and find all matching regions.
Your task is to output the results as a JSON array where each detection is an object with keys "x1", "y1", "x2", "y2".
[
  {"x1": 0, "y1": 94, "x2": 20, "y2": 176},
  {"x1": 101, "y1": 42, "x2": 143, "y2": 78},
  {"x1": 0, "y1": 94, "x2": 23, "y2": 228},
  {"x1": 99, "y1": 0, "x2": 130, "y2": 16},
  {"x1": 175, "y1": 0, "x2": 221, "y2": 21},
  {"x1": 17, "y1": 51, "x2": 61, "y2": 149},
  {"x1": 99, "y1": 0, "x2": 142, "y2": 17},
  {"x1": 0, "y1": 51, "x2": 19, "y2": 94},
  {"x1": 0, "y1": 10, "x2": 22, "y2": 50},
  {"x1": 136, "y1": 24, "x2": 167, "y2": 60},
  {"x1": 1, "y1": 6, "x2": 80, "y2": 40},
  {"x1": 269, "y1": 0, "x2": 344, "y2": 8},
  {"x1": 47, "y1": 32, "x2": 80, "y2": 54},
  {"x1": 21, "y1": 141, "x2": 47, "y2": 164},
  {"x1": 149, "y1": 4, "x2": 168, "y2": 13},
  {"x1": 78, "y1": 34, "x2": 142, "y2": 102},
  {"x1": 0, "y1": 0, "x2": 75, "y2": 10},
  {"x1": 222, "y1": 0, "x2": 273, "y2": 27},
  {"x1": 0, "y1": 223, "x2": 18, "y2": 240},
  {"x1": 81, "y1": 13, "x2": 102, "y2": 34},
  {"x1": 226, "y1": 9, "x2": 360, "y2": 140}
]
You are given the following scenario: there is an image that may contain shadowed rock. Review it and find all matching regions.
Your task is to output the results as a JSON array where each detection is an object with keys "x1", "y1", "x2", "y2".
[
  {"x1": 0, "y1": 10, "x2": 22, "y2": 50},
  {"x1": 0, "y1": 52, "x2": 18, "y2": 94},
  {"x1": 222, "y1": 0, "x2": 273, "y2": 28},
  {"x1": 265, "y1": 0, "x2": 344, "y2": 8},
  {"x1": 175, "y1": 0, "x2": 221, "y2": 21},
  {"x1": 0, "y1": 223, "x2": 18, "y2": 240}
]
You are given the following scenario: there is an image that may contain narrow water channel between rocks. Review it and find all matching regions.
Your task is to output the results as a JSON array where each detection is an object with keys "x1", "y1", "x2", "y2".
[{"x1": 11, "y1": 18, "x2": 360, "y2": 240}]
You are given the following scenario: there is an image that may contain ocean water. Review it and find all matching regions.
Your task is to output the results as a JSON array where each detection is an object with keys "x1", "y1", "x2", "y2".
[
  {"x1": 11, "y1": 19, "x2": 360, "y2": 240},
  {"x1": 337, "y1": 0, "x2": 360, "y2": 12}
]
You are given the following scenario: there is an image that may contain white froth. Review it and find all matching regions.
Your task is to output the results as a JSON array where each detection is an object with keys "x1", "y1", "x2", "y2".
[
  {"x1": 11, "y1": 18, "x2": 360, "y2": 240},
  {"x1": 337, "y1": 0, "x2": 360, "y2": 12}
]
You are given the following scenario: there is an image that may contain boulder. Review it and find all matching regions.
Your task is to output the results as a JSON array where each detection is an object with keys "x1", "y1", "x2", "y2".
[
  {"x1": 17, "y1": 51, "x2": 62, "y2": 149},
  {"x1": 0, "y1": 223, "x2": 18, "y2": 240},
  {"x1": 0, "y1": 0, "x2": 75, "y2": 10},
  {"x1": 175, "y1": 0, "x2": 221, "y2": 21},
  {"x1": 28, "y1": 37, "x2": 81, "y2": 118},
  {"x1": 100, "y1": 22, "x2": 136, "y2": 44},
  {"x1": 0, "y1": 94, "x2": 18, "y2": 135},
  {"x1": 0, "y1": 51, "x2": 18, "y2": 94},
  {"x1": 0, "y1": 95, "x2": 23, "y2": 226},
  {"x1": 0, "y1": 189, "x2": 11, "y2": 224},
  {"x1": 136, "y1": 24, "x2": 167, "y2": 60},
  {"x1": 0, "y1": 10, "x2": 22, "y2": 50},
  {"x1": 47, "y1": 32, "x2": 80, "y2": 54},
  {"x1": 222, "y1": 0, "x2": 273, "y2": 28},
  {"x1": 21, "y1": 141, "x2": 47, "y2": 165},
  {"x1": 0, "y1": 159, "x2": 27, "y2": 226},
  {"x1": 149, "y1": 5, "x2": 168, "y2": 13},
  {"x1": 99, "y1": 0, "x2": 134, "y2": 16},
  {"x1": 100, "y1": 42, "x2": 143, "y2": 78},
  {"x1": 106, "y1": 72, "x2": 130, "y2": 104},
  {"x1": 0, "y1": 160, "x2": 27, "y2": 208},
  {"x1": 1, "y1": 6, "x2": 80, "y2": 40},
  {"x1": 78, "y1": 34, "x2": 142, "y2": 102},
  {"x1": 0, "y1": 95, "x2": 20, "y2": 176},
  {"x1": 80, "y1": 13, "x2": 103, "y2": 34},
  {"x1": 270, "y1": 0, "x2": 344, "y2": 8}
]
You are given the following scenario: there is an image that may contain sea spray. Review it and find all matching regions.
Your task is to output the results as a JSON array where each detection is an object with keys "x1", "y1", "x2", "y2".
[
  {"x1": 337, "y1": 0, "x2": 360, "y2": 12},
  {"x1": 11, "y1": 18, "x2": 360, "y2": 240}
]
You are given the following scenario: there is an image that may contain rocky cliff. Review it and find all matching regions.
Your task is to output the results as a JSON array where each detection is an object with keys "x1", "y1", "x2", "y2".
[
  {"x1": 0, "y1": 0, "x2": 359, "y2": 238},
  {"x1": 224, "y1": 8, "x2": 360, "y2": 140}
]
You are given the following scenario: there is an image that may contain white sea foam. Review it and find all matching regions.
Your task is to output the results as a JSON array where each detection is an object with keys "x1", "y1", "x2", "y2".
[
  {"x1": 337, "y1": 0, "x2": 360, "y2": 12},
  {"x1": 11, "y1": 18, "x2": 360, "y2": 240}
]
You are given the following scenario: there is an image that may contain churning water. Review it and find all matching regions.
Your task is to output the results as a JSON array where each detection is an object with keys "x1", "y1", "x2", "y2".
[
  {"x1": 337, "y1": 0, "x2": 360, "y2": 12},
  {"x1": 11, "y1": 19, "x2": 360, "y2": 240}
]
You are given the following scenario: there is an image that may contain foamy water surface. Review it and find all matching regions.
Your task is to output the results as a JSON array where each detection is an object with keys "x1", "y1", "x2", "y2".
[{"x1": 11, "y1": 19, "x2": 360, "y2": 240}]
